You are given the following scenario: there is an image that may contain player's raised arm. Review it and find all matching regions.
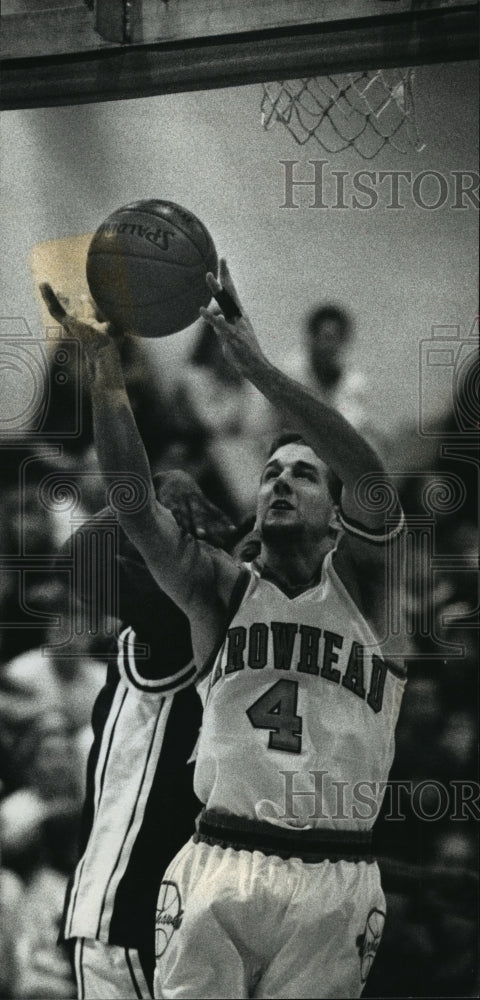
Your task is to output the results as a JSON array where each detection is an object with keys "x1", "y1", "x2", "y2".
[
  {"x1": 200, "y1": 261, "x2": 402, "y2": 537},
  {"x1": 40, "y1": 283, "x2": 163, "y2": 532},
  {"x1": 40, "y1": 284, "x2": 243, "y2": 665}
]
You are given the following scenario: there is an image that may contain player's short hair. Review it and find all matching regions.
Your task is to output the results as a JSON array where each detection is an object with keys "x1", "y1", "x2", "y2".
[
  {"x1": 267, "y1": 431, "x2": 342, "y2": 505},
  {"x1": 306, "y1": 303, "x2": 353, "y2": 343}
]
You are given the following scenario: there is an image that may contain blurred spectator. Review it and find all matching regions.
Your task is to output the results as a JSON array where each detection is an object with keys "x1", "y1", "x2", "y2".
[
  {"x1": 365, "y1": 863, "x2": 478, "y2": 998},
  {"x1": 393, "y1": 676, "x2": 444, "y2": 781},
  {"x1": 283, "y1": 302, "x2": 391, "y2": 462},
  {"x1": 0, "y1": 449, "x2": 58, "y2": 661},
  {"x1": 367, "y1": 372, "x2": 478, "y2": 996},
  {"x1": 0, "y1": 706, "x2": 80, "y2": 998},
  {"x1": 436, "y1": 710, "x2": 477, "y2": 780},
  {"x1": 0, "y1": 642, "x2": 104, "y2": 866},
  {"x1": 285, "y1": 304, "x2": 365, "y2": 421},
  {"x1": 0, "y1": 861, "x2": 24, "y2": 998},
  {"x1": 0, "y1": 583, "x2": 104, "y2": 998},
  {"x1": 15, "y1": 865, "x2": 75, "y2": 999},
  {"x1": 434, "y1": 829, "x2": 477, "y2": 869}
]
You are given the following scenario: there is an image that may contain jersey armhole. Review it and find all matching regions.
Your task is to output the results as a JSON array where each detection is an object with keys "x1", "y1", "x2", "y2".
[
  {"x1": 329, "y1": 548, "x2": 408, "y2": 681},
  {"x1": 117, "y1": 626, "x2": 198, "y2": 694},
  {"x1": 338, "y1": 505, "x2": 406, "y2": 544}
]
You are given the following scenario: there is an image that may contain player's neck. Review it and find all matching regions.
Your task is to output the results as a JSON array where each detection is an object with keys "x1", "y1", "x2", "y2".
[{"x1": 259, "y1": 535, "x2": 331, "y2": 593}]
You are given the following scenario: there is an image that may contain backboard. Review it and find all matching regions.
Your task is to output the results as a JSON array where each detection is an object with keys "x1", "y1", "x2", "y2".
[{"x1": 1, "y1": 0, "x2": 478, "y2": 109}]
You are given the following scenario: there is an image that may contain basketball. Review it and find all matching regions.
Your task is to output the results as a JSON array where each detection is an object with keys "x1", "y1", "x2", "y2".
[{"x1": 86, "y1": 200, "x2": 218, "y2": 338}]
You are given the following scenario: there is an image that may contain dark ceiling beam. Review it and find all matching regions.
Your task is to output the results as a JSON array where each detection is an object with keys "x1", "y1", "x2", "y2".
[{"x1": 1, "y1": 5, "x2": 478, "y2": 111}]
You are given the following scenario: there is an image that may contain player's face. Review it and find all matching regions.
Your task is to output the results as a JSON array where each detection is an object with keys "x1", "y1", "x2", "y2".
[{"x1": 256, "y1": 443, "x2": 333, "y2": 543}]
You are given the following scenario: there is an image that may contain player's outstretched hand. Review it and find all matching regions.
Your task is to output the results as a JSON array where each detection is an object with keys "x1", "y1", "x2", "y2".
[
  {"x1": 40, "y1": 282, "x2": 119, "y2": 354},
  {"x1": 155, "y1": 470, "x2": 236, "y2": 547},
  {"x1": 200, "y1": 259, "x2": 265, "y2": 374}
]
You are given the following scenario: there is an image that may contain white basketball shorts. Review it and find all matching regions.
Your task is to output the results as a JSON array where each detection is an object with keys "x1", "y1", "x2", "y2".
[{"x1": 154, "y1": 837, "x2": 386, "y2": 999}]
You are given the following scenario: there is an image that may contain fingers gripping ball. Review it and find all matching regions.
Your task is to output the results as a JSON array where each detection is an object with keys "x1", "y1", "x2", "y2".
[{"x1": 86, "y1": 200, "x2": 218, "y2": 338}]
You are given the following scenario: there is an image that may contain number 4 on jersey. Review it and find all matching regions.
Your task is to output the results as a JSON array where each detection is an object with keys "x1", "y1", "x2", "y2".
[{"x1": 246, "y1": 679, "x2": 302, "y2": 753}]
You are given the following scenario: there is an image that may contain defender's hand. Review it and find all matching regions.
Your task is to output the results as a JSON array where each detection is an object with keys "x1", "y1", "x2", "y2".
[
  {"x1": 200, "y1": 259, "x2": 265, "y2": 374},
  {"x1": 155, "y1": 469, "x2": 236, "y2": 547}
]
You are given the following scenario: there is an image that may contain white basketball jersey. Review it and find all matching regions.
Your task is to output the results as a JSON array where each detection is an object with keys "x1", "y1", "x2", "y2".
[{"x1": 195, "y1": 550, "x2": 405, "y2": 832}]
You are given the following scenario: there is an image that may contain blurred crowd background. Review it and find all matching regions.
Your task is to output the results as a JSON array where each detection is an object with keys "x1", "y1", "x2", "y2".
[{"x1": 0, "y1": 305, "x2": 477, "y2": 999}]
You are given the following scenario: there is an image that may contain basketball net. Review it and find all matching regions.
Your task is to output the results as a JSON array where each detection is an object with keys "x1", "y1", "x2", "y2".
[{"x1": 261, "y1": 69, "x2": 426, "y2": 158}]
